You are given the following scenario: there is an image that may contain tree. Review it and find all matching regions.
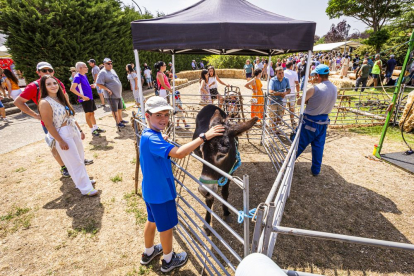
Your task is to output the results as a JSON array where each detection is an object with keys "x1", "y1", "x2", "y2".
[
  {"x1": 326, "y1": 0, "x2": 411, "y2": 52},
  {"x1": 324, "y1": 20, "x2": 350, "y2": 43},
  {"x1": 314, "y1": 35, "x2": 321, "y2": 43}
]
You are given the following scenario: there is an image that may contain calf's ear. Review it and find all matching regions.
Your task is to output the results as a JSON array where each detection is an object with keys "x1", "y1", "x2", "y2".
[
  {"x1": 229, "y1": 117, "x2": 259, "y2": 137},
  {"x1": 209, "y1": 109, "x2": 226, "y2": 127}
]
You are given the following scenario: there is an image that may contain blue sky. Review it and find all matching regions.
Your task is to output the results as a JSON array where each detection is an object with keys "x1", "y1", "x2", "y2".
[{"x1": 121, "y1": 0, "x2": 368, "y2": 36}]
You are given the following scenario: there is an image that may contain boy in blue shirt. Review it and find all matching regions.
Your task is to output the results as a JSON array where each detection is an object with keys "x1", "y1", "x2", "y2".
[{"x1": 140, "y1": 96, "x2": 224, "y2": 272}]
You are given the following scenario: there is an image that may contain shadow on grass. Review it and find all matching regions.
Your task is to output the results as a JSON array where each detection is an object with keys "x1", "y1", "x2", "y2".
[{"x1": 43, "y1": 178, "x2": 104, "y2": 237}]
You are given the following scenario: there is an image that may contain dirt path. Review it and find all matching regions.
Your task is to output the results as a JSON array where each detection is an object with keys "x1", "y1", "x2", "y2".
[{"x1": 1, "y1": 79, "x2": 413, "y2": 276}]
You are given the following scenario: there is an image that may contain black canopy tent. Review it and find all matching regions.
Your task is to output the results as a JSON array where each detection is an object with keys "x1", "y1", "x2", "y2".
[
  {"x1": 130, "y1": 0, "x2": 316, "y2": 55},
  {"x1": 130, "y1": 0, "x2": 316, "y2": 143}
]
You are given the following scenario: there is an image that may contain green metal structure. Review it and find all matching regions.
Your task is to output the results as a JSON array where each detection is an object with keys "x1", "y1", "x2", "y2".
[{"x1": 375, "y1": 31, "x2": 414, "y2": 159}]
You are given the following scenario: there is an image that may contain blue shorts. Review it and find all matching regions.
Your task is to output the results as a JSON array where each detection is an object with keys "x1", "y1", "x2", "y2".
[
  {"x1": 145, "y1": 199, "x2": 178, "y2": 232},
  {"x1": 372, "y1": 74, "x2": 380, "y2": 79},
  {"x1": 146, "y1": 77, "x2": 152, "y2": 84},
  {"x1": 385, "y1": 71, "x2": 393, "y2": 78},
  {"x1": 42, "y1": 125, "x2": 48, "y2": 134},
  {"x1": 0, "y1": 100, "x2": 3, "y2": 108},
  {"x1": 245, "y1": 72, "x2": 252, "y2": 78},
  {"x1": 97, "y1": 87, "x2": 104, "y2": 94}
]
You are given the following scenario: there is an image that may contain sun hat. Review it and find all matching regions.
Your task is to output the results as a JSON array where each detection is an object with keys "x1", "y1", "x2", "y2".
[
  {"x1": 310, "y1": 64, "x2": 330, "y2": 76},
  {"x1": 145, "y1": 96, "x2": 174, "y2": 113},
  {"x1": 103, "y1": 58, "x2": 112, "y2": 63},
  {"x1": 174, "y1": 91, "x2": 180, "y2": 95},
  {"x1": 37, "y1": 61, "x2": 53, "y2": 71}
]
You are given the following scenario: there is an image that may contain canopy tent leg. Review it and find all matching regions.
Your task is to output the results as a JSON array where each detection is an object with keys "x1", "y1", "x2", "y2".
[
  {"x1": 299, "y1": 50, "x2": 312, "y2": 115},
  {"x1": 134, "y1": 49, "x2": 145, "y2": 119},
  {"x1": 172, "y1": 54, "x2": 176, "y2": 141},
  {"x1": 261, "y1": 54, "x2": 272, "y2": 145}
]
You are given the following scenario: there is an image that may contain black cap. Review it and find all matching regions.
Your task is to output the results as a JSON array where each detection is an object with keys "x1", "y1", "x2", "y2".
[{"x1": 88, "y1": 59, "x2": 96, "y2": 64}]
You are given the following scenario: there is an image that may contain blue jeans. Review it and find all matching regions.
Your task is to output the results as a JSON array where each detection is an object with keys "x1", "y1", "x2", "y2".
[
  {"x1": 300, "y1": 76, "x2": 305, "y2": 91},
  {"x1": 295, "y1": 114, "x2": 329, "y2": 175}
]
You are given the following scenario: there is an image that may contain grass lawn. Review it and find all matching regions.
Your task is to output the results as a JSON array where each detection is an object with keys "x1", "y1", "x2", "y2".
[{"x1": 349, "y1": 125, "x2": 414, "y2": 145}]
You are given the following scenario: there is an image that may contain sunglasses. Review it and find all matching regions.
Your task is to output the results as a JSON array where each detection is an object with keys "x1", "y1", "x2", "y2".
[
  {"x1": 40, "y1": 69, "x2": 54, "y2": 73},
  {"x1": 106, "y1": 63, "x2": 113, "y2": 65}
]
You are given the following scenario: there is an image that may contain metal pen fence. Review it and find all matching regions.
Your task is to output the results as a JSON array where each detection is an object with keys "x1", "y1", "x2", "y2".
[{"x1": 132, "y1": 116, "x2": 251, "y2": 276}]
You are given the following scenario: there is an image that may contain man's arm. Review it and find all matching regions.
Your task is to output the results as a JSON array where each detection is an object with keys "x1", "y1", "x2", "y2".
[
  {"x1": 70, "y1": 82, "x2": 89, "y2": 101},
  {"x1": 297, "y1": 87, "x2": 314, "y2": 105},
  {"x1": 14, "y1": 96, "x2": 41, "y2": 120},
  {"x1": 96, "y1": 84, "x2": 112, "y2": 95},
  {"x1": 169, "y1": 125, "x2": 225, "y2": 159},
  {"x1": 295, "y1": 81, "x2": 300, "y2": 95}
]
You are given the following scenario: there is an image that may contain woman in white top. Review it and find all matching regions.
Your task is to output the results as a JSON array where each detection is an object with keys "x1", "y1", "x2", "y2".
[
  {"x1": 38, "y1": 75, "x2": 98, "y2": 197},
  {"x1": 207, "y1": 66, "x2": 230, "y2": 109},
  {"x1": 340, "y1": 55, "x2": 350, "y2": 78},
  {"x1": 126, "y1": 64, "x2": 140, "y2": 108},
  {"x1": 199, "y1": 69, "x2": 212, "y2": 105}
]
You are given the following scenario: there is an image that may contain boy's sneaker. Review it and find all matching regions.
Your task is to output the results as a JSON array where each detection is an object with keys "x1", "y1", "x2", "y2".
[
  {"x1": 161, "y1": 252, "x2": 188, "y2": 273},
  {"x1": 184, "y1": 124, "x2": 190, "y2": 129},
  {"x1": 118, "y1": 123, "x2": 126, "y2": 128},
  {"x1": 96, "y1": 127, "x2": 106, "y2": 133},
  {"x1": 60, "y1": 166, "x2": 70, "y2": 178},
  {"x1": 140, "y1": 244, "x2": 163, "y2": 265},
  {"x1": 121, "y1": 120, "x2": 128, "y2": 124},
  {"x1": 92, "y1": 130, "x2": 100, "y2": 137}
]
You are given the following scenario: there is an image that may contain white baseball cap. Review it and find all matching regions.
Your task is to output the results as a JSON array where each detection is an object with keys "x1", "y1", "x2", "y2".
[
  {"x1": 37, "y1": 61, "x2": 53, "y2": 71},
  {"x1": 145, "y1": 96, "x2": 174, "y2": 113}
]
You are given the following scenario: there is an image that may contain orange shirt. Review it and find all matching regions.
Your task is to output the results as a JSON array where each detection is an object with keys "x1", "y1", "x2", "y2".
[{"x1": 6, "y1": 78, "x2": 19, "y2": 90}]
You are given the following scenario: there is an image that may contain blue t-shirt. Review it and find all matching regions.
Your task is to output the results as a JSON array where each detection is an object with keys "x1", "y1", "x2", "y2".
[
  {"x1": 387, "y1": 58, "x2": 397, "y2": 73},
  {"x1": 269, "y1": 77, "x2": 290, "y2": 104},
  {"x1": 244, "y1": 64, "x2": 254, "y2": 74},
  {"x1": 140, "y1": 128, "x2": 176, "y2": 204},
  {"x1": 73, "y1": 73, "x2": 93, "y2": 103}
]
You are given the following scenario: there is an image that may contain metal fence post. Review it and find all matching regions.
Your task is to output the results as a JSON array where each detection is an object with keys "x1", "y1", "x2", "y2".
[
  {"x1": 261, "y1": 203, "x2": 276, "y2": 256},
  {"x1": 243, "y1": 174, "x2": 250, "y2": 257},
  {"x1": 251, "y1": 204, "x2": 265, "y2": 253}
]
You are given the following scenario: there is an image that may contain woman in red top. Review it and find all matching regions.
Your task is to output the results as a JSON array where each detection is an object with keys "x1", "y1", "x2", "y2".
[{"x1": 155, "y1": 61, "x2": 172, "y2": 103}]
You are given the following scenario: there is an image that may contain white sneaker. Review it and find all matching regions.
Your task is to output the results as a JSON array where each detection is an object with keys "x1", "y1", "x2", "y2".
[{"x1": 3, "y1": 118, "x2": 11, "y2": 123}]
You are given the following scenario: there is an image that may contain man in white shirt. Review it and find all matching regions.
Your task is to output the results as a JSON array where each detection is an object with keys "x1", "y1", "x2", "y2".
[
  {"x1": 144, "y1": 67, "x2": 153, "y2": 89},
  {"x1": 254, "y1": 59, "x2": 263, "y2": 70},
  {"x1": 283, "y1": 62, "x2": 300, "y2": 128}
]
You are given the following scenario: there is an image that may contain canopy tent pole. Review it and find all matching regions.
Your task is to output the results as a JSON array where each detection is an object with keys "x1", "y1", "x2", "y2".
[
  {"x1": 261, "y1": 54, "x2": 272, "y2": 144},
  {"x1": 172, "y1": 53, "x2": 176, "y2": 141},
  {"x1": 299, "y1": 50, "x2": 313, "y2": 114},
  {"x1": 134, "y1": 49, "x2": 145, "y2": 119}
]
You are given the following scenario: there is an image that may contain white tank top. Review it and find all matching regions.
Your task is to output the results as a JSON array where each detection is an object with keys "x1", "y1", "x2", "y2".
[{"x1": 208, "y1": 76, "x2": 217, "y2": 89}]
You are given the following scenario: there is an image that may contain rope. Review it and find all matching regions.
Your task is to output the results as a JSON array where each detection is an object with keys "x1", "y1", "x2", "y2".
[
  {"x1": 237, "y1": 208, "x2": 257, "y2": 223},
  {"x1": 218, "y1": 145, "x2": 241, "y2": 186}
]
